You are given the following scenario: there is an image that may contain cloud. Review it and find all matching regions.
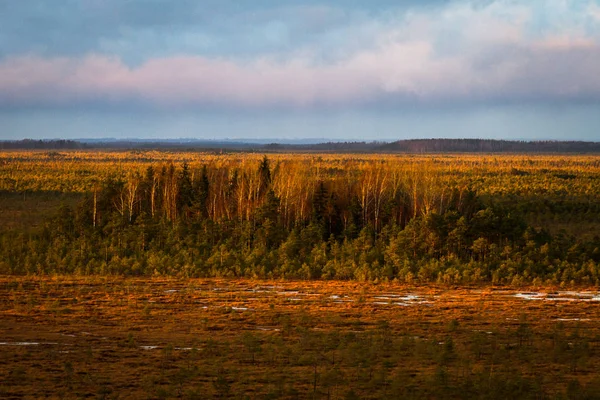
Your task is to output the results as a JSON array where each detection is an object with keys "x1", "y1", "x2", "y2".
[
  {"x1": 1, "y1": 1, "x2": 599, "y2": 109},
  {"x1": 0, "y1": 0, "x2": 447, "y2": 61}
]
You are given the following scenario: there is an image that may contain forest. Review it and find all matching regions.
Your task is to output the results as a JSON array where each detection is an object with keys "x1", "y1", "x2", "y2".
[{"x1": 1, "y1": 151, "x2": 599, "y2": 284}]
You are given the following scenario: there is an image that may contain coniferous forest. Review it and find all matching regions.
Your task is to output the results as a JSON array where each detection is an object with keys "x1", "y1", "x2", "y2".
[{"x1": 1, "y1": 151, "x2": 599, "y2": 284}]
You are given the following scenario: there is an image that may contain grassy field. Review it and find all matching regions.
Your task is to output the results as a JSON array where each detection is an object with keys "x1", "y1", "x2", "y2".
[{"x1": 2, "y1": 277, "x2": 600, "y2": 399}]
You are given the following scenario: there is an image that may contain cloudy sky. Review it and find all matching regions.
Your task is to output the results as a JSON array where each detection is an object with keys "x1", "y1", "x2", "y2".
[{"x1": 1, "y1": 0, "x2": 600, "y2": 141}]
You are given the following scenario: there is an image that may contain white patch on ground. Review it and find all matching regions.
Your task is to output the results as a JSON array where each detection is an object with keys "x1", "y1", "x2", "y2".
[
  {"x1": 558, "y1": 291, "x2": 595, "y2": 297},
  {"x1": 140, "y1": 345, "x2": 159, "y2": 350},
  {"x1": 514, "y1": 292, "x2": 546, "y2": 300},
  {"x1": 555, "y1": 318, "x2": 591, "y2": 321},
  {"x1": 0, "y1": 342, "x2": 58, "y2": 346},
  {"x1": 373, "y1": 294, "x2": 430, "y2": 305},
  {"x1": 330, "y1": 295, "x2": 354, "y2": 303},
  {"x1": 514, "y1": 292, "x2": 600, "y2": 302}
]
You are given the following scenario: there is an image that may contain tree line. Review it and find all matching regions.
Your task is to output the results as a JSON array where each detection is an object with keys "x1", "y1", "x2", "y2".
[
  {"x1": 0, "y1": 139, "x2": 87, "y2": 150},
  {"x1": 3, "y1": 138, "x2": 600, "y2": 153},
  {"x1": 1, "y1": 157, "x2": 599, "y2": 282}
]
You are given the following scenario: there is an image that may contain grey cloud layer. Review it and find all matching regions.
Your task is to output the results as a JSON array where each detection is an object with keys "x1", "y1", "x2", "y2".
[
  {"x1": 0, "y1": 0, "x2": 449, "y2": 61},
  {"x1": 1, "y1": 0, "x2": 599, "y2": 110}
]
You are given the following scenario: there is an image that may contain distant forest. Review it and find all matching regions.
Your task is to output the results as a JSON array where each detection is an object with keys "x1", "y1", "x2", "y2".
[
  {"x1": 0, "y1": 139, "x2": 87, "y2": 150},
  {"x1": 2, "y1": 138, "x2": 600, "y2": 153}
]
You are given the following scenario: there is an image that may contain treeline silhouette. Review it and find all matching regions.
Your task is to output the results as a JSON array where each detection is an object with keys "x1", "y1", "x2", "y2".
[
  {"x1": 3, "y1": 138, "x2": 600, "y2": 153},
  {"x1": 0, "y1": 139, "x2": 86, "y2": 150},
  {"x1": 2, "y1": 157, "x2": 599, "y2": 283},
  {"x1": 279, "y1": 139, "x2": 600, "y2": 153},
  {"x1": 379, "y1": 139, "x2": 600, "y2": 153}
]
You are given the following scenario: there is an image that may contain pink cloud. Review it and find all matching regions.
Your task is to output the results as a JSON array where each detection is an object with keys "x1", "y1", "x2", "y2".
[{"x1": 2, "y1": 3, "x2": 600, "y2": 108}]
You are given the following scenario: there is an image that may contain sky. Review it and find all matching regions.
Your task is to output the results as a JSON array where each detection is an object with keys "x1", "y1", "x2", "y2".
[{"x1": 1, "y1": 0, "x2": 600, "y2": 141}]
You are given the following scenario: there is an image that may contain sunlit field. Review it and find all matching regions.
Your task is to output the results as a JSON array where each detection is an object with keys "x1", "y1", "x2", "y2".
[
  {"x1": 1, "y1": 151, "x2": 600, "y2": 398},
  {"x1": 3, "y1": 276, "x2": 600, "y2": 399}
]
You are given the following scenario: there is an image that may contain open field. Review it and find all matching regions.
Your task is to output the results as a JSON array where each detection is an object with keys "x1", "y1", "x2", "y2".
[{"x1": 2, "y1": 277, "x2": 600, "y2": 399}]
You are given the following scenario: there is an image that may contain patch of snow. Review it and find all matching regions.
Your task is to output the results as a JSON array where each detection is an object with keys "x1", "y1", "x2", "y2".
[
  {"x1": 514, "y1": 292, "x2": 545, "y2": 300},
  {"x1": 256, "y1": 327, "x2": 280, "y2": 332},
  {"x1": 0, "y1": 342, "x2": 58, "y2": 346},
  {"x1": 0, "y1": 342, "x2": 39, "y2": 346},
  {"x1": 555, "y1": 318, "x2": 591, "y2": 321},
  {"x1": 558, "y1": 291, "x2": 595, "y2": 297}
]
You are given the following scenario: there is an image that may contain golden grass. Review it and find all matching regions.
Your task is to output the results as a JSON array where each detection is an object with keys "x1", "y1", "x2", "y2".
[{"x1": 1, "y1": 276, "x2": 600, "y2": 398}]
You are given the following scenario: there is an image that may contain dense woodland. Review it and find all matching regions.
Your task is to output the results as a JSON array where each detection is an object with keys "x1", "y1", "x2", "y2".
[{"x1": 1, "y1": 152, "x2": 599, "y2": 284}]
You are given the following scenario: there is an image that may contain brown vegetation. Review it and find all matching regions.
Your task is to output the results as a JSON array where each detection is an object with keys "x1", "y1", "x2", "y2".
[{"x1": 2, "y1": 277, "x2": 600, "y2": 398}]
